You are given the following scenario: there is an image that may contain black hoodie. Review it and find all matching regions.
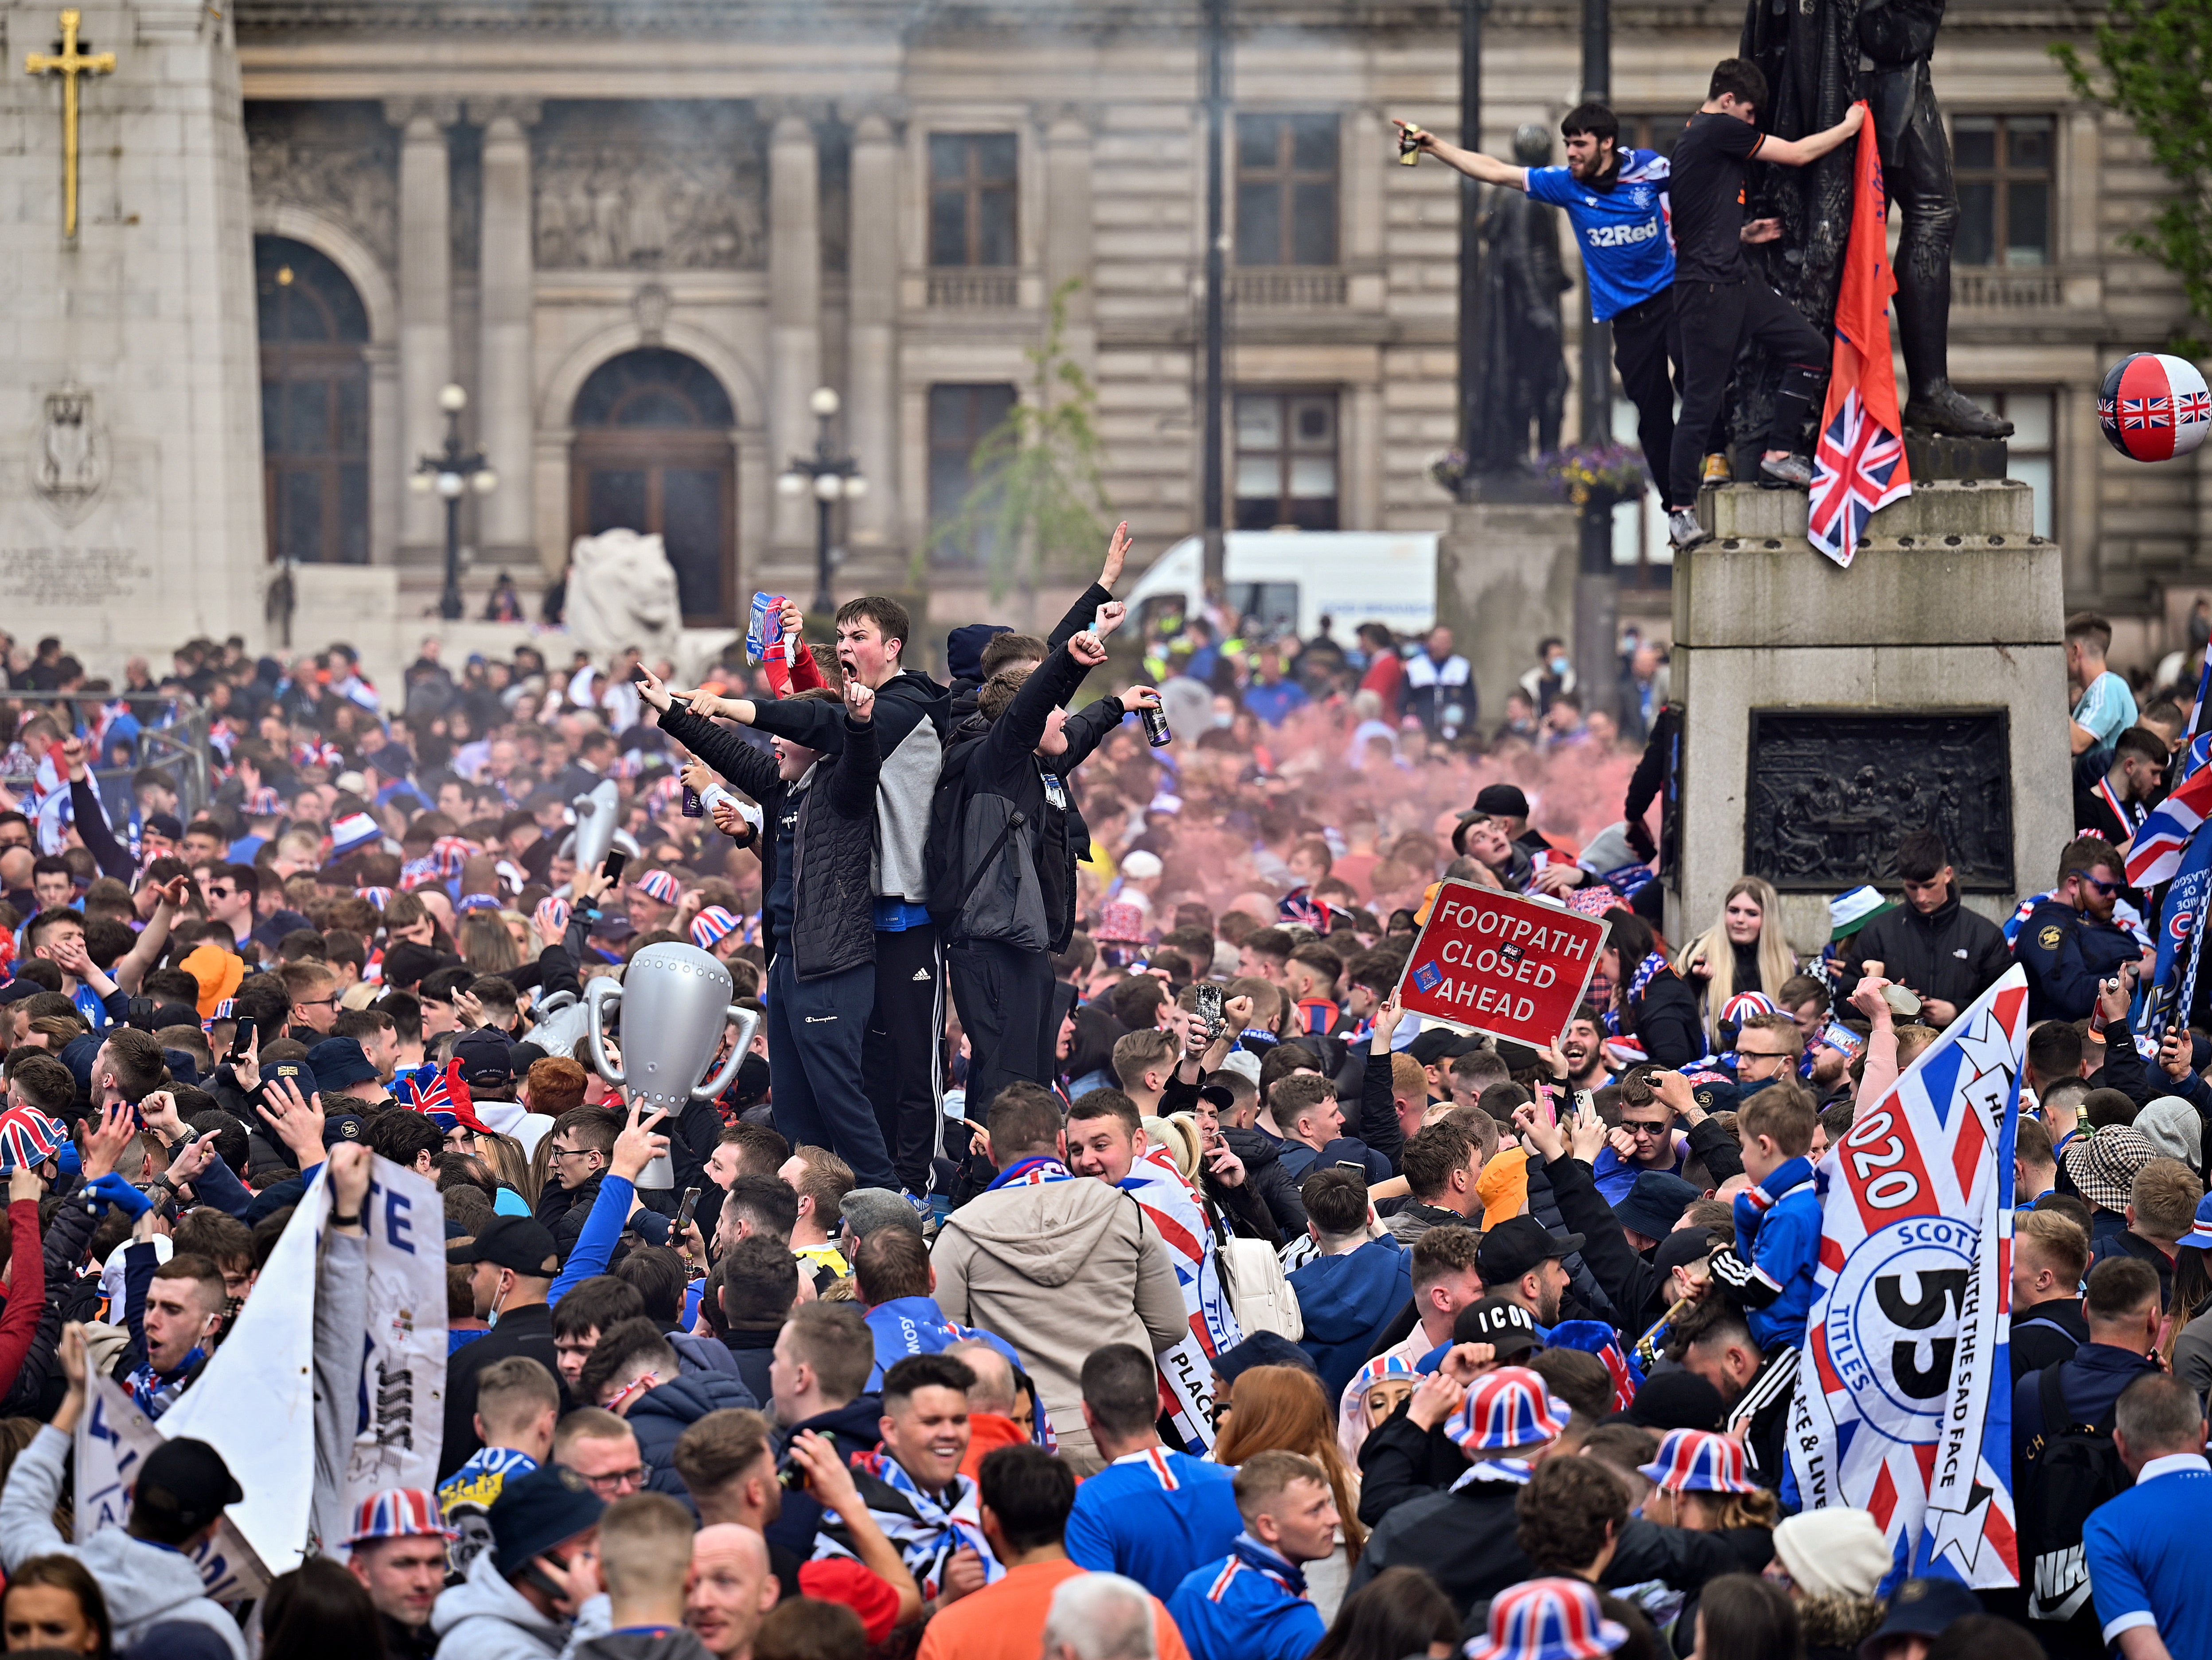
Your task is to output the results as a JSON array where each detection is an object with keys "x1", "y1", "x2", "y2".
[{"x1": 765, "y1": 1394, "x2": 895, "y2": 1560}]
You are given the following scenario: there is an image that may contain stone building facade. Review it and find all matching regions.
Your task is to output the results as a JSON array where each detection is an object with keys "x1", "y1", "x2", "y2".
[{"x1": 230, "y1": 0, "x2": 2205, "y2": 655}]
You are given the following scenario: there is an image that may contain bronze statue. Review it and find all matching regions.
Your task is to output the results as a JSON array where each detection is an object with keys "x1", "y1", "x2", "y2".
[
  {"x1": 1740, "y1": 0, "x2": 2010, "y2": 440},
  {"x1": 1467, "y1": 125, "x2": 1572, "y2": 471}
]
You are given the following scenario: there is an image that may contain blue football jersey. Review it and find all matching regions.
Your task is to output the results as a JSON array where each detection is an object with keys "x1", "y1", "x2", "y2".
[{"x1": 1526, "y1": 148, "x2": 1674, "y2": 321}]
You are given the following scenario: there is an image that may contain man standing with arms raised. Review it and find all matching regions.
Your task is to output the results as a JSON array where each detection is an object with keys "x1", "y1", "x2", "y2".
[{"x1": 673, "y1": 596, "x2": 951, "y2": 1210}]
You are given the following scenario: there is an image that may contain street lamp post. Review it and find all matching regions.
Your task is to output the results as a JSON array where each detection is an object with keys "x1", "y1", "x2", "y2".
[
  {"x1": 778, "y1": 387, "x2": 866, "y2": 616},
  {"x1": 410, "y1": 382, "x2": 497, "y2": 622}
]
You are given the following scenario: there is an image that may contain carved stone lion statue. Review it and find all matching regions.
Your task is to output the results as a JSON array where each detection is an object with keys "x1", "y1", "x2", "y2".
[{"x1": 565, "y1": 528, "x2": 682, "y2": 666}]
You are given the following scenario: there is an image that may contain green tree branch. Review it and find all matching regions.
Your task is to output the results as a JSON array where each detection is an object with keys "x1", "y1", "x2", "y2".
[
  {"x1": 2055, "y1": 1, "x2": 2212, "y2": 354},
  {"x1": 919, "y1": 278, "x2": 1112, "y2": 611}
]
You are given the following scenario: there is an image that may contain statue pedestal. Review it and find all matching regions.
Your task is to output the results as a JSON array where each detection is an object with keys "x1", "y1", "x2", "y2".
[
  {"x1": 1668, "y1": 479, "x2": 2069, "y2": 955},
  {"x1": 0, "y1": 2, "x2": 263, "y2": 660},
  {"x1": 1437, "y1": 481, "x2": 1579, "y2": 732}
]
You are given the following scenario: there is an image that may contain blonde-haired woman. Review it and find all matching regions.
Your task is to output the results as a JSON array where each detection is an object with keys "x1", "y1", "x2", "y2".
[{"x1": 1676, "y1": 875, "x2": 1795, "y2": 1047}]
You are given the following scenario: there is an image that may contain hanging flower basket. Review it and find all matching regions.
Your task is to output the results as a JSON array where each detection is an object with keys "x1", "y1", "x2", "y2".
[{"x1": 1537, "y1": 443, "x2": 1648, "y2": 512}]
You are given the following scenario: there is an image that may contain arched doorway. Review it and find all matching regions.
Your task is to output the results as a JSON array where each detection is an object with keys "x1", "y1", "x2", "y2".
[
  {"x1": 255, "y1": 235, "x2": 371, "y2": 564},
  {"x1": 570, "y1": 348, "x2": 737, "y2": 625}
]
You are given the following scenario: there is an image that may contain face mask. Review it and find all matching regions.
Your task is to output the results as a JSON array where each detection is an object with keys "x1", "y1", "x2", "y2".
[
  {"x1": 1549, "y1": 656, "x2": 1569, "y2": 676},
  {"x1": 1210, "y1": 711, "x2": 1234, "y2": 729}
]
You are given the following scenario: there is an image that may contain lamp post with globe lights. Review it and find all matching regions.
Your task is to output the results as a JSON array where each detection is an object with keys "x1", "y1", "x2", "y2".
[
  {"x1": 410, "y1": 382, "x2": 498, "y2": 621},
  {"x1": 777, "y1": 386, "x2": 866, "y2": 615}
]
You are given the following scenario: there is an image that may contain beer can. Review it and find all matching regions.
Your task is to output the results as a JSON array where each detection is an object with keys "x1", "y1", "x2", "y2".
[
  {"x1": 682, "y1": 787, "x2": 702, "y2": 818},
  {"x1": 1141, "y1": 703, "x2": 1172, "y2": 748}
]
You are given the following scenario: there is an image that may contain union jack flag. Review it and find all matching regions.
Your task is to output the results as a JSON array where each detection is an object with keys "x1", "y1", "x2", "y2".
[
  {"x1": 2118, "y1": 396, "x2": 2173, "y2": 429},
  {"x1": 1809, "y1": 390, "x2": 1908, "y2": 563},
  {"x1": 1806, "y1": 111, "x2": 1911, "y2": 567},
  {"x1": 2125, "y1": 760, "x2": 2212, "y2": 889},
  {"x1": 2181, "y1": 390, "x2": 2211, "y2": 423}
]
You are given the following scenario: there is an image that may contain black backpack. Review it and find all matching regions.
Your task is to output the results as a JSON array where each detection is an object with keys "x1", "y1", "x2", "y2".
[
  {"x1": 2019, "y1": 1362, "x2": 2134, "y2": 1656},
  {"x1": 922, "y1": 728, "x2": 1024, "y2": 927}
]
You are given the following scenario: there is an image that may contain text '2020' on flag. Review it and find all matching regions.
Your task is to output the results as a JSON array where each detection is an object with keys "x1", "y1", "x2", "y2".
[
  {"x1": 1809, "y1": 102, "x2": 1912, "y2": 568},
  {"x1": 1788, "y1": 965, "x2": 2026, "y2": 1588}
]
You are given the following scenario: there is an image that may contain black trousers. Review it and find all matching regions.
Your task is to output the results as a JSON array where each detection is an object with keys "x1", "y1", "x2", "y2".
[
  {"x1": 865, "y1": 924, "x2": 945, "y2": 1195},
  {"x1": 948, "y1": 939, "x2": 1056, "y2": 1118},
  {"x1": 765, "y1": 954, "x2": 898, "y2": 1190},
  {"x1": 1666, "y1": 277, "x2": 1828, "y2": 511},
  {"x1": 1611, "y1": 292, "x2": 1682, "y2": 508}
]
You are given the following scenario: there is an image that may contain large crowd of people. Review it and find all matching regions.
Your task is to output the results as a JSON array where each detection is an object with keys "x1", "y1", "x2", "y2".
[
  {"x1": 0, "y1": 57, "x2": 2210, "y2": 1657},
  {"x1": 0, "y1": 497, "x2": 2203, "y2": 1660}
]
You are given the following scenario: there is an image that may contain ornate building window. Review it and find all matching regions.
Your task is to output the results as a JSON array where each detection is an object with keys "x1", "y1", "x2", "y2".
[
  {"x1": 1236, "y1": 115, "x2": 1338, "y2": 267},
  {"x1": 929, "y1": 134, "x2": 1018, "y2": 268},
  {"x1": 927, "y1": 383, "x2": 1017, "y2": 568},
  {"x1": 1962, "y1": 388, "x2": 2055, "y2": 538},
  {"x1": 1954, "y1": 116, "x2": 2053, "y2": 267},
  {"x1": 1616, "y1": 114, "x2": 1683, "y2": 159},
  {"x1": 1233, "y1": 390, "x2": 1338, "y2": 530},
  {"x1": 570, "y1": 348, "x2": 737, "y2": 625},
  {"x1": 255, "y1": 235, "x2": 371, "y2": 565}
]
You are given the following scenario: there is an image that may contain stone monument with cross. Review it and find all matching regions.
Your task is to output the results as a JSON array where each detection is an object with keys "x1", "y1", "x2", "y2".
[{"x1": 0, "y1": 1, "x2": 262, "y2": 654}]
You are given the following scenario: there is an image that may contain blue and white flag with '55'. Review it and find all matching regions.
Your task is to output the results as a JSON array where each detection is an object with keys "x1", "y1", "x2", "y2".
[{"x1": 1787, "y1": 966, "x2": 2027, "y2": 1590}]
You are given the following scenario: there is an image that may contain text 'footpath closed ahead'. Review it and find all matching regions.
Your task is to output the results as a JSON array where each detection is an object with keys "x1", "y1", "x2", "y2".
[{"x1": 1394, "y1": 881, "x2": 1611, "y2": 1049}]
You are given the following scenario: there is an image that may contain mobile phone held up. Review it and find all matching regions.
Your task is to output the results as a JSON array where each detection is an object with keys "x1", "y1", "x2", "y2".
[
  {"x1": 228, "y1": 1016, "x2": 257, "y2": 1062},
  {"x1": 1197, "y1": 983, "x2": 1224, "y2": 1034},
  {"x1": 674, "y1": 1186, "x2": 701, "y2": 1232},
  {"x1": 601, "y1": 848, "x2": 628, "y2": 885}
]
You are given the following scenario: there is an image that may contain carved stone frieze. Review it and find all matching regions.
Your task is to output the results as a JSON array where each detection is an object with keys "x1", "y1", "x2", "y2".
[
  {"x1": 245, "y1": 101, "x2": 400, "y2": 268},
  {"x1": 534, "y1": 100, "x2": 765, "y2": 271}
]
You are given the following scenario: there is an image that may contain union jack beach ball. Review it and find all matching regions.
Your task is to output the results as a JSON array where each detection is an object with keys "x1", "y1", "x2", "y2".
[{"x1": 2099, "y1": 353, "x2": 2211, "y2": 463}]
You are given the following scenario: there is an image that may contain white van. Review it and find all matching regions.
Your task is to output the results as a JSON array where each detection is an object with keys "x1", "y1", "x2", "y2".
[{"x1": 1124, "y1": 530, "x2": 1440, "y2": 643}]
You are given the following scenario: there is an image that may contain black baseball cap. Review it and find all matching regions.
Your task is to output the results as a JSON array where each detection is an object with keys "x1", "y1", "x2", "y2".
[
  {"x1": 1476, "y1": 1215, "x2": 1585, "y2": 1283},
  {"x1": 134, "y1": 1438, "x2": 243, "y2": 1535},
  {"x1": 454, "y1": 1027, "x2": 515, "y2": 1087},
  {"x1": 1857, "y1": 1578, "x2": 1985, "y2": 1657},
  {"x1": 1408, "y1": 1029, "x2": 1482, "y2": 1068},
  {"x1": 448, "y1": 1214, "x2": 559, "y2": 1277},
  {"x1": 1619, "y1": 1368, "x2": 1724, "y2": 1431},
  {"x1": 1451, "y1": 1294, "x2": 1539, "y2": 1359},
  {"x1": 1473, "y1": 784, "x2": 1531, "y2": 819},
  {"x1": 380, "y1": 941, "x2": 444, "y2": 991}
]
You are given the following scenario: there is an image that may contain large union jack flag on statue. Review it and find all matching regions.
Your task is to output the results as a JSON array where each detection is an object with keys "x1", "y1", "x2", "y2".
[
  {"x1": 1788, "y1": 966, "x2": 2026, "y2": 1590},
  {"x1": 1808, "y1": 104, "x2": 1913, "y2": 567}
]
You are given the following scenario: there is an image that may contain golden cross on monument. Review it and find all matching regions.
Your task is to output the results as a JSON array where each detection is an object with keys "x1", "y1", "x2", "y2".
[{"x1": 24, "y1": 10, "x2": 115, "y2": 238}]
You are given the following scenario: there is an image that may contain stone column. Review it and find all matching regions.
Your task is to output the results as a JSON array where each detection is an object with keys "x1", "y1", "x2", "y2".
[
  {"x1": 472, "y1": 99, "x2": 540, "y2": 561},
  {"x1": 388, "y1": 99, "x2": 459, "y2": 554},
  {"x1": 767, "y1": 106, "x2": 823, "y2": 550},
  {"x1": 845, "y1": 105, "x2": 901, "y2": 553},
  {"x1": 1042, "y1": 109, "x2": 1096, "y2": 357}
]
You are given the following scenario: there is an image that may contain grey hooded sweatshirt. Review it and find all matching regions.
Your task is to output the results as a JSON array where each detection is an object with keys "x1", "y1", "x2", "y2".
[
  {"x1": 0, "y1": 1424, "x2": 246, "y2": 1658},
  {"x1": 433, "y1": 1549, "x2": 611, "y2": 1660},
  {"x1": 929, "y1": 1172, "x2": 1187, "y2": 1470}
]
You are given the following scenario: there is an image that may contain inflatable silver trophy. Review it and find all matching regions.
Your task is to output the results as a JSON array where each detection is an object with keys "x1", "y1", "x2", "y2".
[
  {"x1": 566, "y1": 778, "x2": 621, "y2": 876},
  {"x1": 583, "y1": 942, "x2": 759, "y2": 1188}
]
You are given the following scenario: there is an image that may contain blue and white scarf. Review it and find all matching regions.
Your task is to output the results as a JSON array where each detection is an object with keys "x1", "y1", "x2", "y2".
[
  {"x1": 825, "y1": 1450, "x2": 1003, "y2": 1600},
  {"x1": 124, "y1": 1346, "x2": 203, "y2": 1420},
  {"x1": 1212, "y1": 1532, "x2": 1308, "y2": 1599},
  {"x1": 1604, "y1": 951, "x2": 1670, "y2": 1035},
  {"x1": 988, "y1": 1155, "x2": 1073, "y2": 1190},
  {"x1": 1449, "y1": 1456, "x2": 1537, "y2": 1492}
]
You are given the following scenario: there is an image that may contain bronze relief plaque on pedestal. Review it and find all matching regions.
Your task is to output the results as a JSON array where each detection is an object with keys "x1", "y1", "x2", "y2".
[{"x1": 1745, "y1": 710, "x2": 2013, "y2": 892}]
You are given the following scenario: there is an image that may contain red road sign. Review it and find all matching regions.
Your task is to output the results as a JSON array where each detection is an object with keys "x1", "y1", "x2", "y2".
[{"x1": 1393, "y1": 882, "x2": 1612, "y2": 1050}]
